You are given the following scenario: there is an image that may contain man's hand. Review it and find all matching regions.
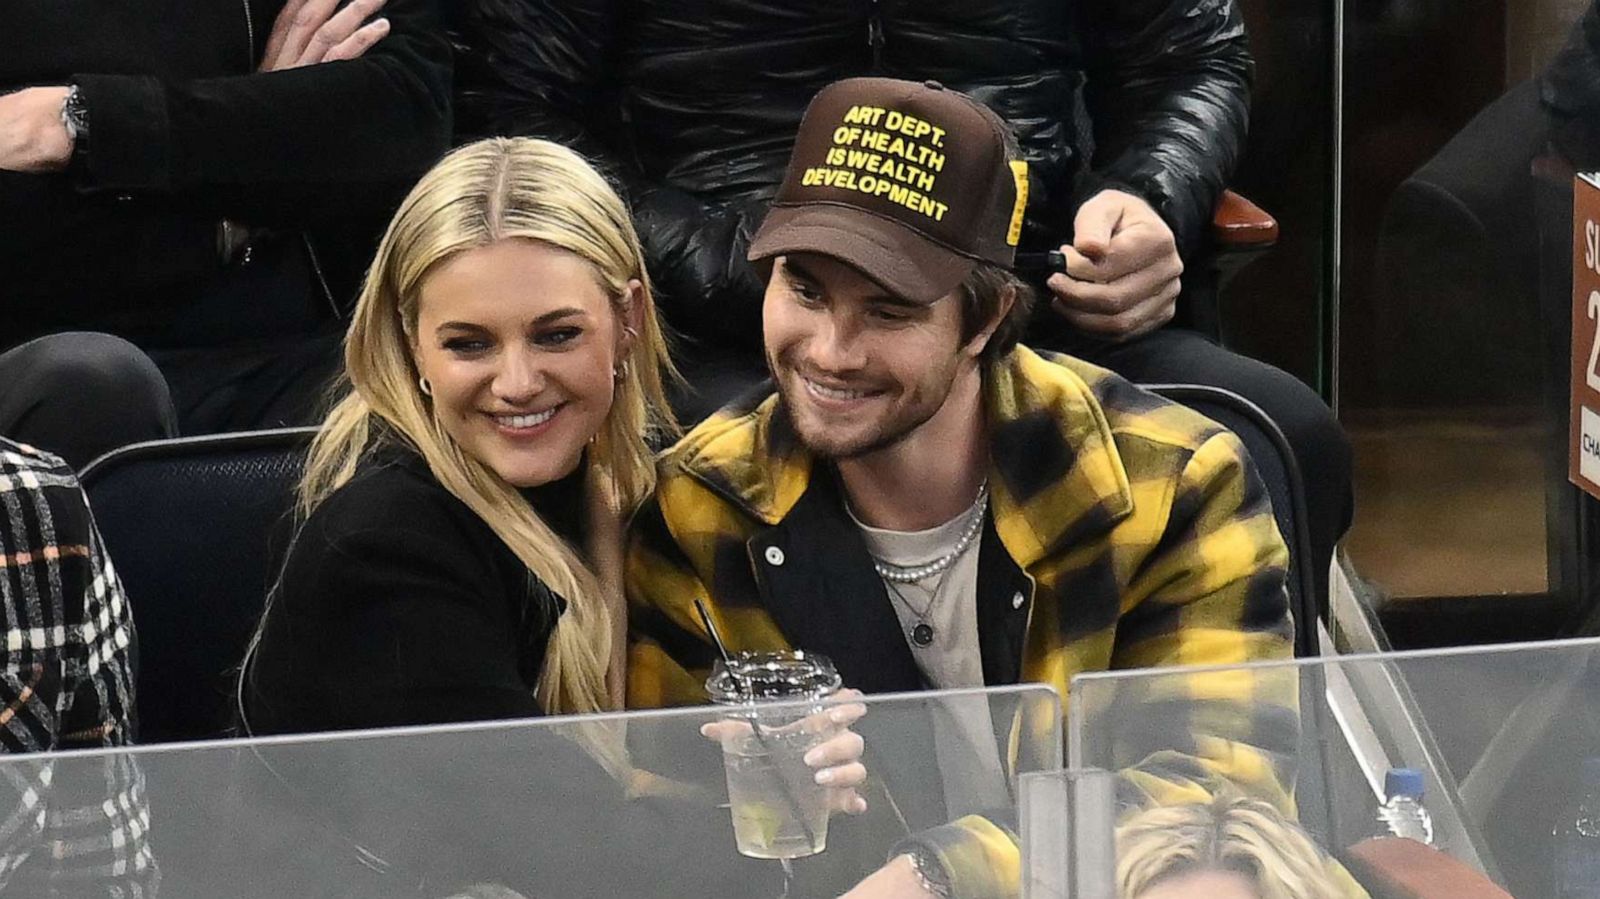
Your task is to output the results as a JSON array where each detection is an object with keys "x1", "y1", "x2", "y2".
[
  {"x1": 838, "y1": 854, "x2": 939, "y2": 898},
  {"x1": 260, "y1": 0, "x2": 391, "y2": 72},
  {"x1": 701, "y1": 689, "x2": 870, "y2": 815},
  {"x1": 0, "y1": 87, "x2": 73, "y2": 173},
  {"x1": 1048, "y1": 188, "x2": 1183, "y2": 341}
]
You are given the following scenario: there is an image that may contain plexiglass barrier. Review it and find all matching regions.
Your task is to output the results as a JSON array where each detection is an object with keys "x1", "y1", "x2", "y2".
[
  {"x1": 0, "y1": 685, "x2": 1058, "y2": 898},
  {"x1": 1040, "y1": 637, "x2": 1600, "y2": 898},
  {"x1": 1019, "y1": 768, "x2": 1118, "y2": 899}
]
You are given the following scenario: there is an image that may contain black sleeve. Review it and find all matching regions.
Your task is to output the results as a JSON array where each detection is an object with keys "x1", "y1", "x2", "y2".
[
  {"x1": 70, "y1": 0, "x2": 453, "y2": 227},
  {"x1": 1075, "y1": 0, "x2": 1253, "y2": 262},
  {"x1": 248, "y1": 487, "x2": 543, "y2": 734},
  {"x1": 461, "y1": 0, "x2": 765, "y2": 352}
]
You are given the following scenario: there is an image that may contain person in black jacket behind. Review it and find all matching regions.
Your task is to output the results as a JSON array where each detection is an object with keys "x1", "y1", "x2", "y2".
[
  {"x1": 238, "y1": 137, "x2": 866, "y2": 896},
  {"x1": 0, "y1": 0, "x2": 453, "y2": 468},
  {"x1": 1543, "y1": 0, "x2": 1600, "y2": 171},
  {"x1": 458, "y1": 0, "x2": 1353, "y2": 610}
]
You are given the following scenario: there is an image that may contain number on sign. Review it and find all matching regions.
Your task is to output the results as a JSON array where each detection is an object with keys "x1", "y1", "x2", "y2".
[{"x1": 1588, "y1": 290, "x2": 1600, "y2": 392}]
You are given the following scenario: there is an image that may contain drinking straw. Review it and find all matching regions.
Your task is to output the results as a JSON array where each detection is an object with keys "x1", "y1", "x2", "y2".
[
  {"x1": 695, "y1": 598, "x2": 743, "y2": 690},
  {"x1": 694, "y1": 599, "x2": 821, "y2": 853}
]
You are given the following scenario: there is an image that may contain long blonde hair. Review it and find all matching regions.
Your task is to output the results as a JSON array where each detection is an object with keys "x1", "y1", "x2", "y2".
[
  {"x1": 1117, "y1": 793, "x2": 1347, "y2": 899},
  {"x1": 299, "y1": 137, "x2": 677, "y2": 715}
]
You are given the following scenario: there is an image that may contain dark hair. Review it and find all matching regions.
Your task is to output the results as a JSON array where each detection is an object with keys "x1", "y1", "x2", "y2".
[{"x1": 958, "y1": 261, "x2": 1035, "y2": 365}]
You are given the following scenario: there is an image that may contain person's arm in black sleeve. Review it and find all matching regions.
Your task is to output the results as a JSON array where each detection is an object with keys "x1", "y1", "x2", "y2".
[
  {"x1": 70, "y1": 0, "x2": 453, "y2": 227},
  {"x1": 1075, "y1": 0, "x2": 1253, "y2": 262},
  {"x1": 463, "y1": 0, "x2": 764, "y2": 353}
]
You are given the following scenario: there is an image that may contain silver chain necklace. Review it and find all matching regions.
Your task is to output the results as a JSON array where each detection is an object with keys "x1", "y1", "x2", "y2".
[{"x1": 884, "y1": 572, "x2": 953, "y2": 648}]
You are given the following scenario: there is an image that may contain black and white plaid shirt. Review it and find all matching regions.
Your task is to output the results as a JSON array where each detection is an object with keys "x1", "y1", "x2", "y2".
[
  {"x1": 0, "y1": 439, "x2": 153, "y2": 896},
  {"x1": 0, "y1": 439, "x2": 135, "y2": 752}
]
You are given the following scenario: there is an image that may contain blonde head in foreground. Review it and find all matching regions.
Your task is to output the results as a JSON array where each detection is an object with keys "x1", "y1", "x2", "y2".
[{"x1": 1118, "y1": 792, "x2": 1347, "y2": 899}]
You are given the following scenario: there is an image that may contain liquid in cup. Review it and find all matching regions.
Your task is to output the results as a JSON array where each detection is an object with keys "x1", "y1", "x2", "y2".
[{"x1": 707, "y1": 651, "x2": 842, "y2": 860}]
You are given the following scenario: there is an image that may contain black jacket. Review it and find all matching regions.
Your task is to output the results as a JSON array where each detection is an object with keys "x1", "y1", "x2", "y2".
[
  {"x1": 238, "y1": 444, "x2": 856, "y2": 898},
  {"x1": 2, "y1": 0, "x2": 453, "y2": 340},
  {"x1": 244, "y1": 444, "x2": 577, "y2": 735},
  {"x1": 460, "y1": 0, "x2": 1252, "y2": 354}
]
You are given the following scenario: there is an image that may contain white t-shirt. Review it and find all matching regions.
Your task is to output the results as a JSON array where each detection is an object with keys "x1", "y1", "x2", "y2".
[
  {"x1": 854, "y1": 507, "x2": 985, "y2": 690},
  {"x1": 852, "y1": 503, "x2": 1010, "y2": 818}
]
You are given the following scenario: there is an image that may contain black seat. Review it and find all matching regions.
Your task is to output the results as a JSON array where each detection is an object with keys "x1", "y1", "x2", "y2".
[
  {"x1": 1143, "y1": 383, "x2": 1321, "y2": 657},
  {"x1": 80, "y1": 428, "x2": 315, "y2": 743}
]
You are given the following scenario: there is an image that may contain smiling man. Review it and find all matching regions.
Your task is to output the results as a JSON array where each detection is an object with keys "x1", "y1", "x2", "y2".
[{"x1": 626, "y1": 78, "x2": 1297, "y2": 898}]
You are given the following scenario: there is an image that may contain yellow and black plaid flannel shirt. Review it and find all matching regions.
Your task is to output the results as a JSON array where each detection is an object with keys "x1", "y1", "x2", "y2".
[{"x1": 626, "y1": 346, "x2": 1297, "y2": 898}]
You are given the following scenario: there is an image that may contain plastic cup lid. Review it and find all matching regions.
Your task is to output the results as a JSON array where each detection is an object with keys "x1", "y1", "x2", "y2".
[{"x1": 705, "y1": 650, "x2": 841, "y2": 704}]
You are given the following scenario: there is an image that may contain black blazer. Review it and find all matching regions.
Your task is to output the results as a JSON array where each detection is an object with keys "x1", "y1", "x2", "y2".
[{"x1": 244, "y1": 444, "x2": 578, "y2": 737}]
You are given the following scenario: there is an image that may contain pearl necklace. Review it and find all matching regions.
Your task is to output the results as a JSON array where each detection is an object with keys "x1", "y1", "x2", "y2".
[{"x1": 870, "y1": 482, "x2": 989, "y2": 584}]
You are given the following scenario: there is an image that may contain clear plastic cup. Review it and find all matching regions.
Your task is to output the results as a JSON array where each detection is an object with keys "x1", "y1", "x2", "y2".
[{"x1": 706, "y1": 651, "x2": 841, "y2": 859}]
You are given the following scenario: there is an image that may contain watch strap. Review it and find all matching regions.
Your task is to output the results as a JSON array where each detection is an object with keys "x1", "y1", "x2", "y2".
[
  {"x1": 60, "y1": 85, "x2": 90, "y2": 166},
  {"x1": 905, "y1": 846, "x2": 954, "y2": 898}
]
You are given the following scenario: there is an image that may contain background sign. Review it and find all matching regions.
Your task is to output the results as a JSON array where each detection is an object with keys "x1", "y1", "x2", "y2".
[{"x1": 1570, "y1": 174, "x2": 1600, "y2": 498}]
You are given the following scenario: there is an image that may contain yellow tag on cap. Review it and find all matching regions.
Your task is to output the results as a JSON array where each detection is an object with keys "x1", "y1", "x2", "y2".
[{"x1": 1007, "y1": 160, "x2": 1029, "y2": 246}]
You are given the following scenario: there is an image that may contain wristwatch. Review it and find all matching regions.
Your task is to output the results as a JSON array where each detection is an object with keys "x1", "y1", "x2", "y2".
[
  {"x1": 59, "y1": 85, "x2": 90, "y2": 163},
  {"x1": 904, "y1": 846, "x2": 954, "y2": 898}
]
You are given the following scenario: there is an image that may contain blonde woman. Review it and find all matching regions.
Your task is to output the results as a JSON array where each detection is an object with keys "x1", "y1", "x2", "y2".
[
  {"x1": 1117, "y1": 793, "x2": 1363, "y2": 899},
  {"x1": 239, "y1": 137, "x2": 675, "y2": 731}
]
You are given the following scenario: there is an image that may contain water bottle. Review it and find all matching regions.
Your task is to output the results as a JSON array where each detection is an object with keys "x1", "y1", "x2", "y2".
[
  {"x1": 1376, "y1": 767, "x2": 1434, "y2": 845},
  {"x1": 1554, "y1": 757, "x2": 1600, "y2": 899}
]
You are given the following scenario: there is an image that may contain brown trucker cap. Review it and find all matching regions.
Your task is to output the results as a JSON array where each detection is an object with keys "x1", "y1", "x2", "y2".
[{"x1": 748, "y1": 77, "x2": 1030, "y2": 304}]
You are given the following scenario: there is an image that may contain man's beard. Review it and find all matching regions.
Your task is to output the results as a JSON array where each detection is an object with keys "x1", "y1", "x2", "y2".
[{"x1": 769, "y1": 350, "x2": 956, "y2": 461}]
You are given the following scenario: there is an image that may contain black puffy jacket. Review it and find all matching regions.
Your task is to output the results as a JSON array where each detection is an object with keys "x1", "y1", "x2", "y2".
[
  {"x1": 1543, "y1": 0, "x2": 1600, "y2": 168},
  {"x1": 459, "y1": 0, "x2": 1252, "y2": 355}
]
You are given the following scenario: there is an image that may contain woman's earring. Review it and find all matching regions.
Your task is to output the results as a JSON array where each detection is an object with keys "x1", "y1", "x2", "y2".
[
  {"x1": 418, "y1": 376, "x2": 433, "y2": 397},
  {"x1": 613, "y1": 360, "x2": 629, "y2": 383}
]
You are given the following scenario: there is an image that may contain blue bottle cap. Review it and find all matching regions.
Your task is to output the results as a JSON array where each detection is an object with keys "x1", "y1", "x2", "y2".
[
  {"x1": 1385, "y1": 768, "x2": 1425, "y2": 800},
  {"x1": 1582, "y1": 757, "x2": 1600, "y2": 785}
]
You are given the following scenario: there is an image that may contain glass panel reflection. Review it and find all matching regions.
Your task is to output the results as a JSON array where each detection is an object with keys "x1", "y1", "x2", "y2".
[
  {"x1": 1064, "y1": 637, "x2": 1600, "y2": 897},
  {"x1": 0, "y1": 685, "x2": 1057, "y2": 899}
]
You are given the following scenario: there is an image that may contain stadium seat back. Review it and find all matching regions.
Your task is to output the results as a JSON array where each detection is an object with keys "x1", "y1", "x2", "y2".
[{"x1": 81, "y1": 428, "x2": 315, "y2": 743}]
